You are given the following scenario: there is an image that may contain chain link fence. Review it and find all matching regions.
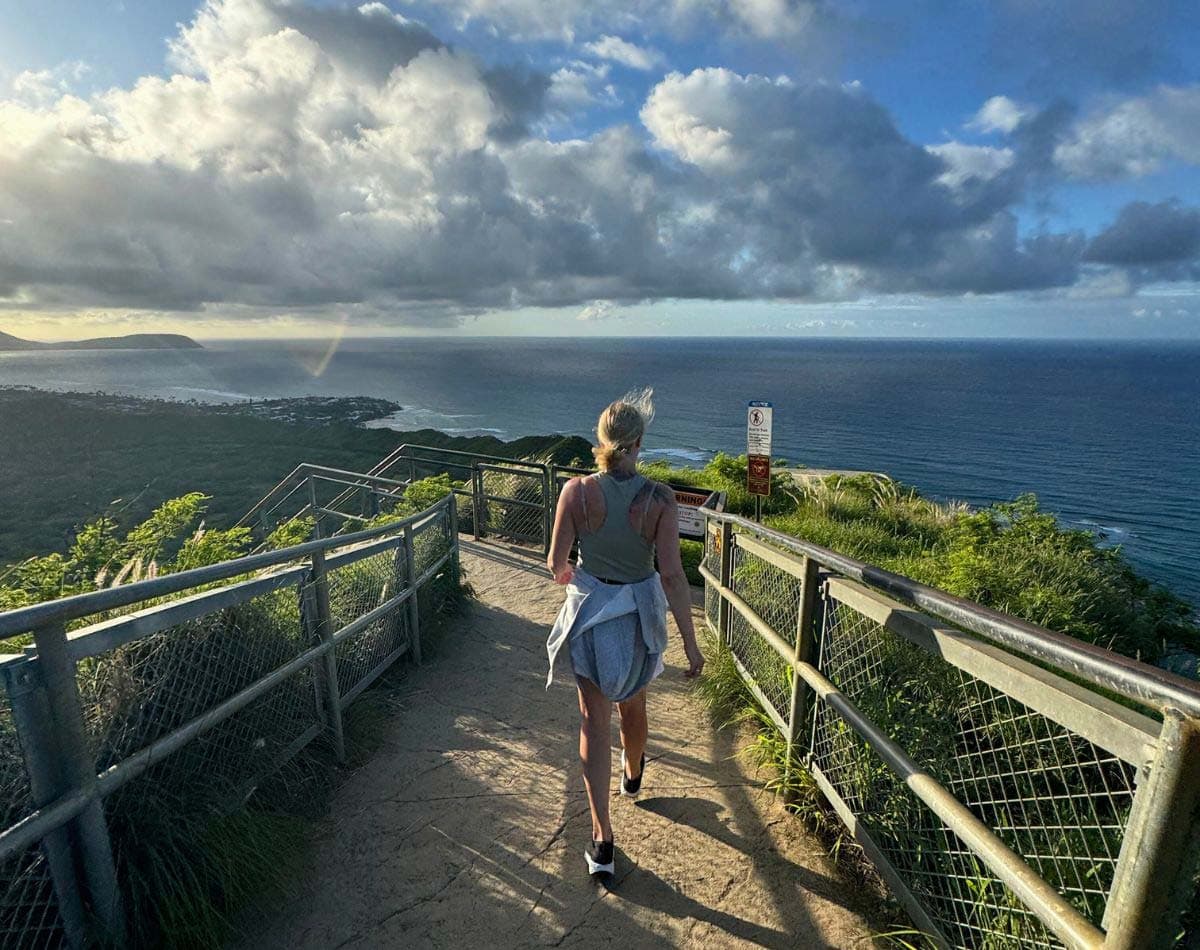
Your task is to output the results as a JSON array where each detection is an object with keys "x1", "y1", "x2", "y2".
[
  {"x1": 0, "y1": 490, "x2": 460, "y2": 948},
  {"x1": 700, "y1": 512, "x2": 1200, "y2": 950}
]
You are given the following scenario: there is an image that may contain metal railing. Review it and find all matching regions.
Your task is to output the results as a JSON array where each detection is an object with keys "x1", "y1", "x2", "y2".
[
  {"x1": 700, "y1": 510, "x2": 1200, "y2": 950},
  {"x1": 241, "y1": 445, "x2": 724, "y2": 558},
  {"x1": 0, "y1": 482, "x2": 460, "y2": 948},
  {"x1": 240, "y1": 449, "x2": 553, "y2": 552}
]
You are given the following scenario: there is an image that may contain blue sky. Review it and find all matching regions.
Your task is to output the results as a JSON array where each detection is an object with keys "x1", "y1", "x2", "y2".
[{"x1": 1, "y1": 0, "x2": 1198, "y2": 338}]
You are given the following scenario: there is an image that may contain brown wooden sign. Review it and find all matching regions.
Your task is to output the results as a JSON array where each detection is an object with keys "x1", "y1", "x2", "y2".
[{"x1": 747, "y1": 453, "x2": 771, "y2": 496}]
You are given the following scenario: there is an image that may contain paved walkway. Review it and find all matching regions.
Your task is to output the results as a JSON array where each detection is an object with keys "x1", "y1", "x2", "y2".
[{"x1": 233, "y1": 541, "x2": 876, "y2": 948}]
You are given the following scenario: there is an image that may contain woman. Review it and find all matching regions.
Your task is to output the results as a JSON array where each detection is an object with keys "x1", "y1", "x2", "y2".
[{"x1": 545, "y1": 388, "x2": 705, "y2": 878}]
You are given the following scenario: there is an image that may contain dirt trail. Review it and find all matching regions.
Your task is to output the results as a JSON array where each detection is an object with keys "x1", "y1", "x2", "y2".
[{"x1": 233, "y1": 541, "x2": 877, "y2": 949}]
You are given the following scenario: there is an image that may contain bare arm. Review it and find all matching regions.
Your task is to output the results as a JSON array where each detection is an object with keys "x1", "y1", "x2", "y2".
[
  {"x1": 547, "y1": 478, "x2": 581, "y2": 585},
  {"x1": 653, "y1": 485, "x2": 704, "y2": 679}
]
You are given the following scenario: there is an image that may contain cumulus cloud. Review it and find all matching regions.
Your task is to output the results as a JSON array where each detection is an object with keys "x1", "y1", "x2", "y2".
[
  {"x1": 583, "y1": 36, "x2": 664, "y2": 71},
  {"x1": 639, "y1": 67, "x2": 1056, "y2": 293},
  {"x1": 413, "y1": 0, "x2": 839, "y2": 49},
  {"x1": 927, "y1": 142, "x2": 1015, "y2": 189},
  {"x1": 1054, "y1": 85, "x2": 1200, "y2": 179},
  {"x1": 577, "y1": 300, "x2": 620, "y2": 320},
  {"x1": 0, "y1": 0, "x2": 1190, "y2": 327},
  {"x1": 969, "y1": 95, "x2": 1028, "y2": 134},
  {"x1": 9, "y1": 62, "x2": 92, "y2": 105},
  {"x1": 547, "y1": 62, "x2": 618, "y2": 109}
]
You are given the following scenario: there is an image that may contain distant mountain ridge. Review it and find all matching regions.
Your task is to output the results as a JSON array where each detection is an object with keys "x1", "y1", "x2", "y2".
[{"x1": 0, "y1": 331, "x2": 202, "y2": 351}]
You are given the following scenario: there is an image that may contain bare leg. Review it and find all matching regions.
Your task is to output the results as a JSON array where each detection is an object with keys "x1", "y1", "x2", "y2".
[
  {"x1": 576, "y1": 676, "x2": 613, "y2": 842},
  {"x1": 616, "y1": 688, "x2": 648, "y2": 779}
]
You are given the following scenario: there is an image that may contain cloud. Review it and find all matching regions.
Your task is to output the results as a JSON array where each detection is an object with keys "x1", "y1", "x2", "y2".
[
  {"x1": 968, "y1": 95, "x2": 1028, "y2": 134},
  {"x1": 577, "y1": 300, "x2": 619, "y2": 320},
  {"x1": 9, "y1": 62, "x2": 92, "y2": 105},
  {"x1": 0, "y1": 0, "x2": 1189, "y2": 327},
  {"x1": 414, "y1": 0, "x2": 835, "y2": 47},
  {"x1": 583, "y1": 36, "x2": 664, "y2": 71},
  {"x1": 639, "y1": 67, "x2": 1058, "y2": 294},
  {"x1": 1055, "y1": 85, "x2": 1200, "y2": 179},
  {"x1": 1084, "y1": 201, "x2": 1200, "y2": 286},
  {"x1": 547, "y1": 62, "x2": 618, "y2": 110},
  {"x1": 927, "y1": 142, "x2": 1015, "y2": 189}
]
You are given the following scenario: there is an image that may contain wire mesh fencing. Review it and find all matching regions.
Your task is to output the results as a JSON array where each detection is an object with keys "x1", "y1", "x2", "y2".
[
  {"x1": 0, "y1": 680, "x2": 67, "y2": 950},
  {"x1": 727, "y1": 540, "x2": 803, "y2": 726},
  {"x1": 813, "y1": 593, "x2": 1140, "y2": 947},
  {"x1": 701, "y1": 513, "x2": 1200, "y2": 950},
  {"x1": 0, "y1": 491, "x2": 461, "y2": 949},
  {"x1": 475, "y1": 465, "x2": 547, "y2": 547}
]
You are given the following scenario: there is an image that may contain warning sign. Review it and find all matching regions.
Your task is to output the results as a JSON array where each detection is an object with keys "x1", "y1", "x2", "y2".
[
  {"x1": 747, "y1": 401, "x2": 772, "y2": 457},
  {"x1": 747, "y1": 453, "x2": 771, "y2": 496},
  {"x1": 747, "y1": 401, "x2": 773, "y2": 497}
]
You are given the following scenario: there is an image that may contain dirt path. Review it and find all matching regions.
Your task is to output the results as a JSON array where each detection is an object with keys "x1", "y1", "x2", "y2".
[{"x1": 233, "y1": 541, "x2": 877, "y2": 949}]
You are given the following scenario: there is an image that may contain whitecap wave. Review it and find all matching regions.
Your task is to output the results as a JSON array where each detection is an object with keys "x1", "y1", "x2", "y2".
[
  {"x1": 167, "y1": 386, "x2": 255, "y2": 402},
  {"x1": 643, "y1": 447, "x2": 713, "y2": 464},
  {"x1": 1073, "y1": 519, "x2": 1131, "y2": 539}
]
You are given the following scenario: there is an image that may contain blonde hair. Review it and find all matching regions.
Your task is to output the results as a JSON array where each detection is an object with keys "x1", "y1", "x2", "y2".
[{"x1": 593, "y1": 387, "x2": 655, "y2": 471}]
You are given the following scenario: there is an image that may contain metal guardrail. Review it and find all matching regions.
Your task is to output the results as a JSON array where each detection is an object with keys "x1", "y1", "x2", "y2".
[
  {"x1": 0, "y1": 483, "x2": 460, "y2": 948},
  {"x1": 242, "y1": 446, "x2": 725, "y2": 561},
  {"x1": 700, "y1": 510, "x2": 1200, "y2": 950}
]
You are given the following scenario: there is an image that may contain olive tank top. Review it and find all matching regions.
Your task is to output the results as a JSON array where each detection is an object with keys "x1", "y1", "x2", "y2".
[{"x1": 577, "y1": 473, "x2": 656, "y2": 583}]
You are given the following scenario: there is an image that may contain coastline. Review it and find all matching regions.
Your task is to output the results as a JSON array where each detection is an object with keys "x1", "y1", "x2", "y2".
[{"x1": 0, "y1": 387, "x2": 590, "y2": 568}]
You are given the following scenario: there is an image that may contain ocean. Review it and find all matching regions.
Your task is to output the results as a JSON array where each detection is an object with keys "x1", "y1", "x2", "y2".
[{"x1": 2, "y1": 337, "x2": 1197, "y2": 606}]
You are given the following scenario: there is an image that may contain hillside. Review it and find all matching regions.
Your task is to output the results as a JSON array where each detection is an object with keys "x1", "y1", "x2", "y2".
[
  {"x1": 0, "y1": 330, "x2": 202, "y2": 351},
  {"x1": 0, "y1": 388, "x2": 591, "y2": 566}
]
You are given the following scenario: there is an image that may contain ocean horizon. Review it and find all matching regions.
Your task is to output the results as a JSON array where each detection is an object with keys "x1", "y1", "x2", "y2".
[{"x1": 3, "y1": 336, "x2": 1198, "y2": 606}]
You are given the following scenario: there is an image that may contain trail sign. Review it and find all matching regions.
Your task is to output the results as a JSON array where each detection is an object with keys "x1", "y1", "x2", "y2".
[
  {"x1": 747, "y1": 401, "x2": 772, "y2": 497},
  {"x1": 747, "y1": 401, "x2": 772, "y2": 456}
]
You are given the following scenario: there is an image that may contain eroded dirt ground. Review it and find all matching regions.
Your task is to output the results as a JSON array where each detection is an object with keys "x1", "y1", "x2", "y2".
[{"x1": 232, "y1": 540, "x2": 878, "y2": 949}]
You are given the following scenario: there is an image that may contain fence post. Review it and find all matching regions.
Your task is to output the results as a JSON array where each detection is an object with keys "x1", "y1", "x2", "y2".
[
  {"x1": 471, "y1": 465, "x2": 484, "y2": 541},
  {"x1": 782, "y1": 556, "x2": 821, "y2": 804},
  {"x1": 0, "y1": 659, "x2": 88, "y2": 948},
  {"x1": 1103, "y1": 707, "x2": 1200, "y2": 949},
  {"x1": 403, "y1": 525, "x2": 422, "y2": 665},
  {"x1": 717, "y1": 521, "x2": 734, "y2": 648},
  {"x1": 542, "y1": 467, "x2": 553, "y2": 557},
  {"x1": 307, "y1": 479, "x2": 346, "y2": 764},
  {"x1": 31, "y1": 621, "x2": 126, "y2": 946}
]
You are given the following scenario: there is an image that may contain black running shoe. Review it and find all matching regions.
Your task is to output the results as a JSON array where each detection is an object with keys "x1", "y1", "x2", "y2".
[
  {"x1": 585, "y1": 839, "x2": 614, "y2": 876},
  {"x1": 620, "y1": 750, "x2": 645, "y2": 798}
]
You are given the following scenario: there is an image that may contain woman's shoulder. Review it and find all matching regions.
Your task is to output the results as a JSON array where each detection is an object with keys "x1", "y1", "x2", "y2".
[{"x1": 633, "y1": 477, "x2": 675, "y2": 508}]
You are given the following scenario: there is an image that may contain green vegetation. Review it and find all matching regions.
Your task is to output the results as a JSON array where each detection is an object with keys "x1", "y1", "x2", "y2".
[
  {"x1": 647, "y1": 452, "x2": 1199, "y2": 947},
  {"x1": 647, "y1": 453, "x2": 1196, "y2": 658},
  {"x1": 0, "y1": 387, "x2": 590, "y2": 571},
  {"x1": 0, "y1": 469, "x2": 465, "y2": 948}
]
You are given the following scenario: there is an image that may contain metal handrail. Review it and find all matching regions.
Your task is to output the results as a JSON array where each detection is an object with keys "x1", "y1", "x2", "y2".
[
  {"x1": 704, "y1": 510, "x2": 1200, "y2": 719},
  {"x1": 238, "y1": 463, "x2": 416, "y2": 528},
  {"x1": 0, "y1": 497, "x2": 450, "y2": 638}
]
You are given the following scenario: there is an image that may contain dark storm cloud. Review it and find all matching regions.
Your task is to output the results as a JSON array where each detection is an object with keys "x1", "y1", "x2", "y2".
[{"x1": 1086, "y1": 201, "x2": 1200, "y2": 266}]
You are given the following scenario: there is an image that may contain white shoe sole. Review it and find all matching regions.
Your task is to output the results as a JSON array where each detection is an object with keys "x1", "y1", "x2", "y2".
[{"x1": 585, "y1": 848, "x2": 614, "y2": 876}]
